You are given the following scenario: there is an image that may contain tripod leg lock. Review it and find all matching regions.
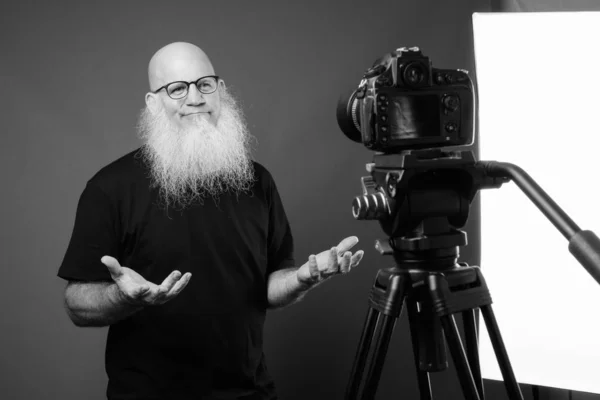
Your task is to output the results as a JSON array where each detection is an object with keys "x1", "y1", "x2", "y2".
[
  {"x1": 428, "y1": 266, "x2": 492, "y2": 316},
  {"x1": 368, "y1": 269, "x2": 408, "y2": 317}
]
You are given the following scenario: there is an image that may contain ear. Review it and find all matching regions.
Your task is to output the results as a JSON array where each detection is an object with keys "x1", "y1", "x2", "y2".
[
  {"x1": 145, "y1": 92, "x2": 160, "y2": 114},
  {"x1": 218, "y1": 79, "x2": 226, "y2": 90}
]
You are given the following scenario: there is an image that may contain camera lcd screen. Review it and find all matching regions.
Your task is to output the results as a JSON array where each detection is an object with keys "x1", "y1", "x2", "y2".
[{"x1": 387, "y1": 94, "x2": 440, "y2": 139}]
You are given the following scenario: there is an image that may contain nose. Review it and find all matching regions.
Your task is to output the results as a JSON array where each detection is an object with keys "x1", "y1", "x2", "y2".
[{"x1": 186, "y1": 83, "x2": 205, "y2": 106}]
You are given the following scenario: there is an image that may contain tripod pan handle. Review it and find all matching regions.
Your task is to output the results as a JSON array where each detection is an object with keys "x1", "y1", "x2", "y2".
[{"x1": 568, "y1": 230, "x2": 600, "y2": 286}]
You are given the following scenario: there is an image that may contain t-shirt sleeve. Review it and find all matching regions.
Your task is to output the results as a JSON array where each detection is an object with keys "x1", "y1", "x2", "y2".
[
  {"x1": 266, "y1": 178, "x2": 295, "y2": 275},
  {"x1": 57, "y1": 182, "x2": 120, "y2": 281}
]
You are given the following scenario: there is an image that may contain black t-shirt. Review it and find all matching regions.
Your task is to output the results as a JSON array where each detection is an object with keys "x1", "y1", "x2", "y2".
[{"x1": 58, "y1": 148, "x2": 295, "y2": 400}]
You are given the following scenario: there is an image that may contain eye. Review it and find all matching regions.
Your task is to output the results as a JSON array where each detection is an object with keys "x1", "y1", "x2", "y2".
[
  {"x1": 198, "y1": 78, "x2": 217, "y2": 92},
  {"x1": 167, "y1": 83, "x2": 187, "y2": 96}
]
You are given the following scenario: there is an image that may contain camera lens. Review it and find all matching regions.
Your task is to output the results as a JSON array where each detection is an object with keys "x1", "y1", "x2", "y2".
[{"x1": 336, "y1": 89, "x2": 363, "y2": 143}]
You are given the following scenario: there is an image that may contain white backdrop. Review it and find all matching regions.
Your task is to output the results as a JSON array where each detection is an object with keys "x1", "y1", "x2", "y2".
[{"x1": 473, "y1": 11, "x2": 600, "y2": 394}]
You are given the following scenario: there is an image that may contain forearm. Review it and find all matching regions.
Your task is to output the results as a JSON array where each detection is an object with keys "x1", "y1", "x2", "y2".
[
  {"x1": 64, "y1": 281, "x2": 143, "y2": 327},
  {"x1": 267, "y1": 265, "x2": 313, "y2": 309}
]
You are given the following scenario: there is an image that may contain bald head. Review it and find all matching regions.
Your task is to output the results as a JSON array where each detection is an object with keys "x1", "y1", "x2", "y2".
[
  {"x1": 138, "y1": 44, "x2": 254, "y2": 208},
  {"x1": 148, "y1": 42, "x2": 215, "y2": 91}
]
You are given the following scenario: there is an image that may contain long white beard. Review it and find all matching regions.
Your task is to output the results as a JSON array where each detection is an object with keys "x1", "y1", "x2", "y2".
[{"x1": 136, "y1": 87, "x2": 256, "y2": 209}]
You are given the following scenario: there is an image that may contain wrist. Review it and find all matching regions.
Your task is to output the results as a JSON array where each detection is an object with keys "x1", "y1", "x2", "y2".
[
  {"x1": 108, "y1": 283, "x2": 142, "y2": 308},
  {"x1": 295, "y1": 271, "x2": 317, "y2": 292}
]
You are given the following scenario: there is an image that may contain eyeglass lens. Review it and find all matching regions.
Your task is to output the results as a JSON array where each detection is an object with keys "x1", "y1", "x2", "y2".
[{"x1": 166, "y1": 77, "x2": 217, "y2": 99}]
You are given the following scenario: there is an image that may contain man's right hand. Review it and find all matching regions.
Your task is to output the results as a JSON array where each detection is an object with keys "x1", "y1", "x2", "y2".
[{"x1": 101, "y1": 255, "x2": 192, "y2": 306}]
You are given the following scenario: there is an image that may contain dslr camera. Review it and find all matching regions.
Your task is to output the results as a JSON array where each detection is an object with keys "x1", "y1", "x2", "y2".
[{"x1": 336, "y1": 47, "x2": 475, "y2": 153}]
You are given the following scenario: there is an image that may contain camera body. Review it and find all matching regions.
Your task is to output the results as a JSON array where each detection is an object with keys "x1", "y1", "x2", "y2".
[{"x1": 337, "y1": 47, "x2": 475, "y2": 153}]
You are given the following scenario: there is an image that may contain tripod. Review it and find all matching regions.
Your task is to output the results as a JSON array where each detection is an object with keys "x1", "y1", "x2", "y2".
[
  {"x1": 345, "y1": 227, "x2": 524, "y2": 400},
  {"x1": 343, "y1": 149, "x2": 600, "y2": 399}
]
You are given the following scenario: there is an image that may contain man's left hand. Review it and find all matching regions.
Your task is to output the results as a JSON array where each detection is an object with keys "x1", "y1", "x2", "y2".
[{"x1": 296, "y1": 236, "x2": 364, "y2": 287}]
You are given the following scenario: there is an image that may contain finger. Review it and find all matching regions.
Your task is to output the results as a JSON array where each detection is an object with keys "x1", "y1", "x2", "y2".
[
  {"x1": 350, "y1": 250, "x2": 365, "y2": 269},
  {"x1": 323, "y1": 247, "x2": 338, "y2": 275},
  {"x1": 308, "y1": 254, "x2": 319, "y2": 278},
  {"x1": 167, "y1": 272, "x2": 192, "y2": 298},
  {"x1": 336, "y1": 236, "x2": 359, "y2": 255},
  {"x1": 340, "y1": 251, "x2": 352, "y2": 273},
  {"x1": 101, "y1": 256, "x2": 123, "y2": 280},
  {"x1": 159, "y1": 270, "x2": 182, "y2": 293}
]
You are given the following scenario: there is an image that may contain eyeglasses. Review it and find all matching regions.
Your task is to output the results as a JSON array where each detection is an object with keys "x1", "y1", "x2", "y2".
[{"x1": 152, "y1": 75, "x2": 220, "y2": 99}]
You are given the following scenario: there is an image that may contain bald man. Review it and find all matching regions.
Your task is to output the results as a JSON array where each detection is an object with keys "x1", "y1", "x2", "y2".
[{"x1": 58, "y1": 42, "x2": 364, "y2": 400}]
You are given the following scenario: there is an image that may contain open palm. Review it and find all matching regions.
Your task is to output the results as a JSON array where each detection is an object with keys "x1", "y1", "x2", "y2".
[{"x1": 101, "y1": 256, "x2": 192, "y2": 306}]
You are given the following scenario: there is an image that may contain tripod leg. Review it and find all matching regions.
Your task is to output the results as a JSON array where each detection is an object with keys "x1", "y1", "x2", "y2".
[
  {"x1": 346, "y1": 269, "x2": 409, "y2": 400},
  {"x1": 361, "y1": 314, "x2": 400, "y2": 399},
  {"x1": 407, "y1": 299, "x2": 433, "y2": 400},
  {"x1": 480, "y1": 305, "x2": 524, "y2": 400},
  {"x1": 345, "y1": 307, "x2": 380, "y2": 400},
  {"x1": 440, "y1": 314, "x2": 482, "y2": 400},
  {"x1": 463, "y1": 309, "x2": 485, "y2": 399}
]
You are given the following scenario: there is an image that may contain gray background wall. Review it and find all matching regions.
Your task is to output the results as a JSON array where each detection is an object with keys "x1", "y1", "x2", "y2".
[{"x1": 0, "y1": 1, "x2": 597, "y2": 399}]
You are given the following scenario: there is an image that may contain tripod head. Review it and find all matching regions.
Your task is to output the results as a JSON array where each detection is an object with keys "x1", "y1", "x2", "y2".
[
  {"x1": 352, "y1": 148, "x2": 600, "y2": 284},
  {"x1": 353, "y1": 149, "x2": 508, "y2": 271}
]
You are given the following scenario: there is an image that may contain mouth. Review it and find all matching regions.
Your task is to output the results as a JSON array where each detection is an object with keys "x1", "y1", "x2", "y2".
[{"x1": 184, "y1": 112, "x2": 210, "y2": 117}]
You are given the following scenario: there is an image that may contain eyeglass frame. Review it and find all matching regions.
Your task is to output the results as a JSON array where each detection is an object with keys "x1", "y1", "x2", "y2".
[{"x1": 152, "y1": 75, "x2": 221, "y2": 99}]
